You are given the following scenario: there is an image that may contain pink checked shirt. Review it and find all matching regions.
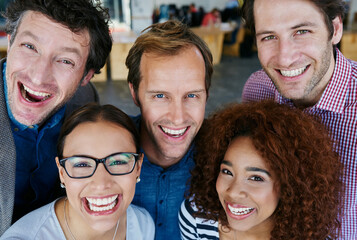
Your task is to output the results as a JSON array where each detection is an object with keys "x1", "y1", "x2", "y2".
[{"x1": 242, "y1": 49, "x2": 357, "y2": 239}]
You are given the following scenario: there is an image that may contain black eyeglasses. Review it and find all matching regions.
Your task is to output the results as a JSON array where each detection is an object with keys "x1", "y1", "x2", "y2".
[{"x1": 59, "y1": 152, "x2": 141, "y2": 179}]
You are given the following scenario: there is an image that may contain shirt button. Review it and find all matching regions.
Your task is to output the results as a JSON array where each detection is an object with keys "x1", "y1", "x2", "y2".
[
  {"x1": 28, "y1": 125, "x2": 34, "y2": 129},
  {"x1": 159, "y1": 200, "x2": 163, "y2": 204},
  {"x1": 158, "y1": 223, "x2": 162, "y2": 227},
  {"x1": 14, "y1": 128, "x2": 19, "y2": 132}
]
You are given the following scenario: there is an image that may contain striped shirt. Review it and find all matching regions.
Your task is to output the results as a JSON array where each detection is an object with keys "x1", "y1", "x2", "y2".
[
  {"x1": 242, "y1": 48, "x2": 357, "y2": 239},
  {"x1": 179, "y1": 199, "x2": 219, "y2": 240}
]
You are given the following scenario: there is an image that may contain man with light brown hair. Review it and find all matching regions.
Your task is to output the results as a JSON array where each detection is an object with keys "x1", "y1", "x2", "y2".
[{"x1": 126, "y1": 20, "x2": 213, "y2": 240}]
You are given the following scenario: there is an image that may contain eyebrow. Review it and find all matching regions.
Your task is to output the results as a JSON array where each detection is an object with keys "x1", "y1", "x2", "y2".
[
  {"x1": 221, "y1": 160, "x2": 271, "y2": 176},
  {"x1": 245, "y1": 167, "x2": 271, "y2": 176},
  {"x1": 146, "y1": 89, "x2": 206, "y2": 94},
  {"x1": 256, "y1": 21, "x2": 318, "y2": 37}
]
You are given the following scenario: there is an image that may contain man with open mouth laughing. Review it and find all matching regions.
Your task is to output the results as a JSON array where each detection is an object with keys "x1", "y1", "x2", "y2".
[
  {"x1": 125, "y1": 20, "x2": 213, "y2": 240},
  {"x1": 0, "y1": 0, "x2": 112, "y2": 235},
  {"x1": 241, "y1": 0, "x2": 357, "y2": 239}
]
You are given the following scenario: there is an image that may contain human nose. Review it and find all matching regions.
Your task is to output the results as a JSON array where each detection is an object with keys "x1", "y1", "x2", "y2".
[
  {"x1": 89, "y1": 164, "x2": 113, "y2": 190},
  {"x1": 168, "y1": 100, "x2": 186, "y2": 125},
  {"x1": 28, "y1": 56, "x2": 52, "y2": 85},
  {"x1": 276, "y1": 38, "x2": 299, "y2": 68},
  {"x1": 226, "y1": 179, "x2": 248, "y2": 199}
]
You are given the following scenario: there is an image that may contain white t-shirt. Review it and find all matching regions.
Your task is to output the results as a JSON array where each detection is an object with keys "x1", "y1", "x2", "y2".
[{"x1": 1, "y1": 198, "x2": 155, "y2": 240}]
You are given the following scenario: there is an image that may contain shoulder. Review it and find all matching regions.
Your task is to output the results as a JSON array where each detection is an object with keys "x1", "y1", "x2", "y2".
[
  {"x1": 127, "y1": 204, "x2": 155, "y2": 240},
  {"x1": 1, "y1": 200, "x2": 65, "y2": 239},
  {"x1": 242, "y1": 69, "x2": 276, "y2": 103},
  {"x1": 65, "y1": 82, "x2": 99, "y2": 117},
  {"x1": 179, "y1": 199, "x2": 219, "y2": 240}
]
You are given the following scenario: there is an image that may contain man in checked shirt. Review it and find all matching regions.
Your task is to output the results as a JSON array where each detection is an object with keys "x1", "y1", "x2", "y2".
[{"x1": 241, "y1": 0, "x2": 356, "y2": 239}]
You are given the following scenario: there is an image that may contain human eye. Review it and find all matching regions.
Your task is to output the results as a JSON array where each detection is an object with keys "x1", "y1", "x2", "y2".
[
  {"x1": 22, "y1": 43, "x2": 36, "y2": 51},
  {"x1": 59, "y1": 59, "x2": 74, "y2": 66},
  {"x1": 248, "y1": 175, "x2": 265, "y2": 182},
  {"x1": 187, "y1": 93, "x2": 197, "y2": 98},
  {"x1": 261, "y1": 35, "x2": 276, "y2": 41},
  {"x1": 221, "y1": 168, "x2": 233, "y2": 176},
  {"x1": 108, "y1": 153, "x2": 132, "y2": 166},
  {"x1": 155, "y1": 93, "x2": 165, "y2": 99},
  {"x1": 296, "y1": 29, "x2": 310, "y2": 35},
  {"x1": 71, "y1": 157, "x2": 93, "y2": 168}
]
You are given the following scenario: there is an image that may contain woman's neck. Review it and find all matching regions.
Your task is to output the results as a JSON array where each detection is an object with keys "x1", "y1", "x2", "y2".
[
  {"x1": 219, "y1": 222, "x2": 272, "y2": 240},
  {"x1": 55, "y1": 197, "x2": 126, "y2": 240}
]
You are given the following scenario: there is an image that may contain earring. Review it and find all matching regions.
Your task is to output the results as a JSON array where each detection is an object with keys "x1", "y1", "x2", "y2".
[
  {"x1": 60, "y1": 182, "x2": 65, "y2": 188},
  {"x1": 136, "y1": 176, "x2": 141, "y2": 183}
]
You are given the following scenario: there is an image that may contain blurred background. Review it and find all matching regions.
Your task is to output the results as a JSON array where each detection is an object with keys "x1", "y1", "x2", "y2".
[{"x1": 0, "y1": 0, "x2": 355, "y2": 116}]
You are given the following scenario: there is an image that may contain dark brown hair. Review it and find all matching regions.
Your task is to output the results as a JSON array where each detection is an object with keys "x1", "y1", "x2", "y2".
[
  {"x1": 190, "y1": 100, "x2": 343, "y2": 239},
  {"x1": 242, "y1": 0, "x2": 345, "y2": 39},
  {"x1": 57, "y1": 103, "x2": 139, "y2": 159},
  {"x1": 4, "y1": 0, "x2": 112, "y2": 74},
  {"x1": 125, "y1": 20, "x2": 213, "y2": 96}
]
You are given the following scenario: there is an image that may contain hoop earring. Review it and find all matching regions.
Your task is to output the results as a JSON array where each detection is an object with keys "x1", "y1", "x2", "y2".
[
  {"x1": 136, "y1": 176, "x2": 141, "y2": 183},
  {"x1": 60, "y1": 182, "x2": 66, "y2": 188}
]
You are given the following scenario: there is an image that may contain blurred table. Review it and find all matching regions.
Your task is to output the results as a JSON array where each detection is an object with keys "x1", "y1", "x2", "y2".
[
  {"x1": 191, "y1": 24, "x2": 233, "y2": 65},
  {"x1": 0, "y1": 37, "x2": 7, "y2": 58},
  {"x1": 93, "y1": 31, "x2": 136, "y2": 82}
]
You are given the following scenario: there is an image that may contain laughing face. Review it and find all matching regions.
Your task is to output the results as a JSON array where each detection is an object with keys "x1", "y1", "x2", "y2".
[
  {"x1": 57, "y1": 120, "x2": 142, "y2": 233},
  {"x1": 254, "y1": 0, "x2": 343, "y2": 107},
  {"x1": 5, "y1": 11, "x2": 94, "y2": 126},
  {"x1": 216, "y1": 136, "x2": 279, "y2": 236},
  {"x1": 129, "y1": 46, "x2": 206, "y2": 168}
]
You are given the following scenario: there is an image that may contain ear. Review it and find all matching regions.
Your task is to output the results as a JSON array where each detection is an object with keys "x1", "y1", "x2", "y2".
[
  {"x1": 136, "y1": 153, "x2": 143, "y2": 175},
  {"x1": 129, "y1": 82, "x2": 140, "y2": 107},
  {"x1": 56, "y1": 157, "x2": 66, "y2": 184},
  {"x1": 80, "y1": 69, "x2": 95, "y2": 86},
  {"x1": 7, "y1": 34, "x2": 11, "y2": 52},
  {"x1": 331, "y1": 16, "x2": 343, "y2": 45}
]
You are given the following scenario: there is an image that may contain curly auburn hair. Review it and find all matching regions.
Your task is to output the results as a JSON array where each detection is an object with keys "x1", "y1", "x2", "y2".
[{"x1": 189, "y1": 100, "x2": 343, "y2": 239}]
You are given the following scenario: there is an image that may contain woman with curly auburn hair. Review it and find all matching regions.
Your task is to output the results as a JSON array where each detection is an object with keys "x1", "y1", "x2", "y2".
[{"x1": 179, "y1": 100, "x2": 343, "y2": 240}]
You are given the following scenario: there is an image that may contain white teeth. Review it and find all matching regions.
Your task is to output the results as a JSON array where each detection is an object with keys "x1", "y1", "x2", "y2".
[
  {"x1": 280, "y1": 66, "x2": 307, "y2": 77},
  {"x1": 228, "y1": 204, "x2": 254, "y2": 216},
  {"x1": 86, "y1": 195, "x2": 118, "y2": 206},
  {"x1": 89, "y1": 201, "x2": 116, "y2": 212},
  {"x1": 161, "y1": 126, "x2": 187, "y2": 137},
  {"x1": 23, "y1": 84, "x2": 51, "y2": 97}
]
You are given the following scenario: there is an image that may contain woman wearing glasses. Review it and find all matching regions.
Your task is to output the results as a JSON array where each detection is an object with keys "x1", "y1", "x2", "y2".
[
  {"x1": 2, "y1": 103, "x2": 155, "y2": 239},
  {"x1": 179, "y1": 100, "x2": 343, "y2": 239}
]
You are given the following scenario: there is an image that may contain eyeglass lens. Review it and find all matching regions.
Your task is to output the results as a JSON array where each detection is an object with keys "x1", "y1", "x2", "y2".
[{"x1": 64, "y1": 153, "x2": 136, "y2": 178}]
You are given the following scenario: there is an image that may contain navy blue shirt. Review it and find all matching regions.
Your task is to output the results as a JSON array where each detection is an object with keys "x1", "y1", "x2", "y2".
[
  {"x1": 3, "y1": 63, "x2": 65, "y2": 222},
  {"x1": 131, "y1": 115, "x2": 195, "y2": 240}
]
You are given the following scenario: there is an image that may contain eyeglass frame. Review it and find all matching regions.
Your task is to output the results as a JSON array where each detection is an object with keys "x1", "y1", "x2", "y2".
[{"x1": 59, "y1": 152, "x2": 142, "y2": 179}]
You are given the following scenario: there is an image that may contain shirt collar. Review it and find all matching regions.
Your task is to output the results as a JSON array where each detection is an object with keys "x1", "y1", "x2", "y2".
[
  {"x1": 275, "y1": 48, "x2": 351, "y2": 113},
  {"x1": 2, "y1": 61, "x2": 66, "y2": 131}
]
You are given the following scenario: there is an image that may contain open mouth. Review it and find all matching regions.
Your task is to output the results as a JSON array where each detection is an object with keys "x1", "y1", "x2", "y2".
[
  {"x1": 85, "y1": 195, "x2": 119, "y2": 212},
  {"x1": 20, "y1": 83, "x2": 51, "y2": 103},
  {"x1": 228, "y1": 204, "x2": 255, "y2": 216},
  {"x1": 279, "y1": 66, "x2": 308, "y2": 77},
  {"x1": 160, "y1": 126, "x2": 188, "y2": 138}
]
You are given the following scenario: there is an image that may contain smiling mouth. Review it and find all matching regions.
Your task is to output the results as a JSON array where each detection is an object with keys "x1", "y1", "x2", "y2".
[
  {"x1": 228, "y1": 204, "x2": 255, "y2": 216},
  {"x1": 20, "y1": 83, "x2": 51, "y2": 102},
  {"x1": 86, "y1": 195, "x2": 118, "y2": 212},
  {"x1": 160, "y1": 126, "x2": 188, "y2": 138},
  {"x1": 279, "y1": 66, "x2": 308, "y2": 77}
]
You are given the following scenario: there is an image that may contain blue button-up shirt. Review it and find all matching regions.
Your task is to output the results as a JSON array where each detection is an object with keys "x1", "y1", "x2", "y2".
[
  {"x1": 131, "y1": 115, "x2": 195, "y2": 240},
  {"x1": 3, "y1": 63, "x2": 65, "y2": 222}
]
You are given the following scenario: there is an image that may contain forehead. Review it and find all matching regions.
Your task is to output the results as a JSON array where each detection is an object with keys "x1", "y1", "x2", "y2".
[
  {"x1": 63, "y1": 121, "x2": 136, "y2": 157},
  {"x1": 225, "y1": 136, "x2": 266, "y2": 166},
  {"x1": 254, "y1": 0, "x2": 326, "y2": 31},
  {"x1": 139, "y1": 46, "x2": 206, "y2": 90},
  {"x1": 16, "y1": 11, "x2": 90, "y2": 48}
]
